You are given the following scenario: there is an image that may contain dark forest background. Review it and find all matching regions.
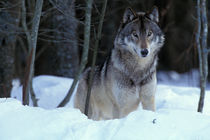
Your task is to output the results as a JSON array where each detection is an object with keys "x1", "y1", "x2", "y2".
[{"x1": 0, "y1": 0, "x2": 209, "y2": 98}]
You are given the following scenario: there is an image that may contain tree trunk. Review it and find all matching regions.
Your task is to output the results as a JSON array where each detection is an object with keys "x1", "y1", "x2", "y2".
[
  {"x1": 22, "y1": 0, "x2": 43, "y2": 105},
  {"x1": 20, "y1": 0, "x2": 38, "y2": 106},
  {"x1": 0, "y1": 0, "x2": 21, "y2": 97},
  {"x1": 197, "y1": 0, "x2": 208, "y2": 113},
  {"x1": 50, "y1": 0, "x2": 79, "y2": 78}
]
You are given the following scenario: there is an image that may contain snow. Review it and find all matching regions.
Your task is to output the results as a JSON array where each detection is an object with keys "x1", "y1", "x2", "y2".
[
  {"x1": 157, "y1": 69, "x2": 210, "y2": 89},
  {"x1": 11, "y1": 75, "x2": 77, "y2": 109},
  {"x1": 1, "y1": 98, "x2": 210, "y2": 140},
  {"x1": 0, "y1": 72, "x2": 210, "y2": 140},
  {"x1": 156, "y1": 85, "x2": 210, "y2": 115}
]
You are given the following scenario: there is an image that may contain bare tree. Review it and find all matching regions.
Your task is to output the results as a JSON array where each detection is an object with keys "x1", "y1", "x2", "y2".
[
  {"x1": 58, "y1": 0, "x2": 93, "y2": 107},
  {"x1": 22, "y1": 0, "x2": 43, "y2": 105},
  {"x1": 196, "y1": 0, "x2": 209, "y2": 112},
  {"x1": 21, "y1": 0, "x2": 38, "y2": 106}
]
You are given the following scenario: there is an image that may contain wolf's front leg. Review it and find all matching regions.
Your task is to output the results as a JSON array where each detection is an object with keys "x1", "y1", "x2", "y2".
[
  {"x1": 140, "y1": 93, "x2": 155, "y2": 111},
  {"x1": 139, "y1": 73, "x2": 157, "y2": 111}
]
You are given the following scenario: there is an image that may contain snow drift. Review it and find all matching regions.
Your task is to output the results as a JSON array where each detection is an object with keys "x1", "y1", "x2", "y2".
[{"x1": 0, "y1": 75, "x2": 210, "y2": 140}]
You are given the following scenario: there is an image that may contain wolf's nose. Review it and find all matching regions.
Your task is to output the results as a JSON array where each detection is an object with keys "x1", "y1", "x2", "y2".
[{"x1": 141, "y1": 49, "x2": 149, "y2": 57}]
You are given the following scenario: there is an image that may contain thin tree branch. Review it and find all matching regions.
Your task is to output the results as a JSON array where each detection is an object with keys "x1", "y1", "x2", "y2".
[
  {"x1": 85, "y1": 0, "x2": 108, "y2": 116},
  {"x1": 35, "y1": 46, "x2": 48, "y2": 60},
  {"x1": 58, "y1": 0, "x2": 93, "y2": 107},
  {"x1": 17, "y1": 36, "x2": 27, "y2": 55},
  {"x1": 21, "y1": 0, "x2": 31, "y2": 50},
  {"x1": 48, "y1": 0, "x2": 84, "y2": 25}
]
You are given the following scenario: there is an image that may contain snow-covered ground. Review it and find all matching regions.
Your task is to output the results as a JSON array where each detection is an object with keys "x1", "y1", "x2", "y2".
[
  {"x1": 0, "y1": 71, "x2": 210, "y2": 140},
  {"x1": 157, "y1": 69, "x2": 210, "y2": 89},
  {"x1": 1, "y1": 98, "x2": 210, "y2": 140},
  {"x1": 11, "y1": 76, "x2": 76, "y2": 109}
]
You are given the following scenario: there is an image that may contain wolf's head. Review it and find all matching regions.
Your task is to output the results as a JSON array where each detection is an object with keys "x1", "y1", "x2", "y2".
[{"x1": 114, "y1": 7, "x2": 164, "y2": 58}]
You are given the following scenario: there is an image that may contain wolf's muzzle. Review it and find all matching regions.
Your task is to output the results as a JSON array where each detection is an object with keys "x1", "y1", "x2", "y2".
[{"x1": 141, "y1": 49, "x2": 149, "y2": 57}]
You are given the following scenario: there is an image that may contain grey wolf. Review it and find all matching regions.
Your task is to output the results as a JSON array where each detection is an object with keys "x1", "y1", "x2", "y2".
[{"x1": 74, "y1": 7, "x2": 164, "y2": 120}]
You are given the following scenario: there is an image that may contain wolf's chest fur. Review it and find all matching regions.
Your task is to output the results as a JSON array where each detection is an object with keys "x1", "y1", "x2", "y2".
[
  {"x1": 111, "y1": 48, "x2": 157, "y2": 87},
  {"x1": 101, "y1": 47, "x2": 157, "y2": 112}
]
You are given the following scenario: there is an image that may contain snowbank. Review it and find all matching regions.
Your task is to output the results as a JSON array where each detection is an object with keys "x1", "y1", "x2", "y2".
[
  {"x1": 0, "y1": 98, "x2": 210, "y2": 140},
  {"x1": 11, "y1": 75, "x2": 77, "y2": 109},
  {"x1": 11, "y1": 75, "x2": 210, "y2": 115},
  {"x1": 0, "y1": 75, "x2": 209, "y2": 139},
  {"x1": 157, "y1": 69, "x2": 210, "y2": 90}
]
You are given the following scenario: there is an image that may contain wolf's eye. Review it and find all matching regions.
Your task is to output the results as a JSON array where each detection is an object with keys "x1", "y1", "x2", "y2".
[
  {"x1": 132, "y1": 31, "x2": 138, "y2": 38},
  {"x1": 147, "y1": 30, "x2": 153, "y2": 37}
]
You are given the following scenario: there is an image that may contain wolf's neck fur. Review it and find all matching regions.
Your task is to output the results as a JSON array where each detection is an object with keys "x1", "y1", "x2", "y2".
[{"x1": 111, "y1": 47, "x2": 157, "y2": 85}]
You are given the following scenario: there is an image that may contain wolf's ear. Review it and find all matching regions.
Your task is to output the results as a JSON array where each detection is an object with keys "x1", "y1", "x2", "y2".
[
  {"x1": 148, "y1": 6, "x2": 159, "y2": 23},
  {"x1": 123, "y1": 8, "x2": 136, "y2": 23}
]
